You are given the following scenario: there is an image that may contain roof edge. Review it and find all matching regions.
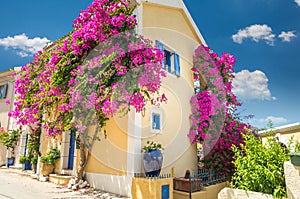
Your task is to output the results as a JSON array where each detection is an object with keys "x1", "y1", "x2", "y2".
[{"x1": 138, "y1": 0, "x2": 207, "y2": 45}]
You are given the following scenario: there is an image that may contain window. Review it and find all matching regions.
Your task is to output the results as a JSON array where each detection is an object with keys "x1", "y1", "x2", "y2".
[
  {"x1": 194, "y1": 79, "x2": 201, "y2": 93},
  {"x1": 152, "y1": 113, "x2": 161, "y2": 130},
  {"x1": 0, "y1": 83, "x2": 8, "y2": 99},
  {"x1": 150, "y1": 108, "x2": 162, "y2": 134},
  {"x1": 156, "y1": 40, "x2": 180, "y2": 77}
]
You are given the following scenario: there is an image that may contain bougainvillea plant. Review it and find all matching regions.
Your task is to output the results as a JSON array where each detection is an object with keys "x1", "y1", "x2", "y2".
[
  {"x1": 189, "y1": 45, "x2": 251, "y2": 177},
  {"x1": 9, "y1": 0, "x2": 166, "y2": 183}
]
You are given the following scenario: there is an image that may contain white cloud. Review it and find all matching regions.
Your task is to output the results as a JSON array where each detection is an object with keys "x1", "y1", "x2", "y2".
[
  {"x1": 278, "y1": 31, "x2": 297, "y2": 42},
  {"x1": 232, "y1": 24, "x2": 276, "y2": 45},
  {"x1": 232, "y1": 70, "x2": 276, "y2": 101},
  {"x1": 0, "y1": 33, "x2": 50, "y2": 57},
  {"x1": 256, "y1": 116, "x2": 288, "y2": 126},
  {"x1": 295, "y1": 0, "x2": 300, "y2": 6},
  {"x1": 248, "y1": 116, "x2": 288, "y2": 128},
  {"x1": 264, "y1": 116, "x2": 288, "y2": 124}
]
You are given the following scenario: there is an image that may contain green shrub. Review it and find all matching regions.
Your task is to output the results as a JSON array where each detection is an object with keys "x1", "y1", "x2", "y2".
[
  {"x1": 41, "y1": 148, "x2": 60, "y2": 164},
  {"x1": 231, "y1": 134, "x2": 289, "y2": 198},
  {"x1": 19, "y1": 156, "x2": 26, "y2": 164},
  {"x1": 30, "y1": 156, "x2": 38, "y2": 164}
]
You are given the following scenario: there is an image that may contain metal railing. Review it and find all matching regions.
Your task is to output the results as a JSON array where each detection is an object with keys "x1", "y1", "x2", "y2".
[
  {"x1": 196, "y1": 168, "x2": 229, "y2": 187},
  {"x1": 134, "y1": 173, "x2": 172, "y2": 179}
]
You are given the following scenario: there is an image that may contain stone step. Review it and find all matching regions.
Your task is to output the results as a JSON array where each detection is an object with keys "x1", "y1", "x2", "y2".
[
  {"x1": 49, "y1": 174, "x2": 73, "y2": 186},
  {"x1": 8, "y1": 165, "x2": 22, "y2": 170}
]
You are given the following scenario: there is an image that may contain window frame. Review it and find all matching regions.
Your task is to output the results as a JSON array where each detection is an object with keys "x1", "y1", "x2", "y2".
[
  {"x1": 156, "y1": 40, "x2": 180, "y2": 77},
  {"x1": 0, "y1": 83, "x2": 8, "y2": 99},
  {"x1": 150, "y1": 108, "x2": 163, "y2": 134}
]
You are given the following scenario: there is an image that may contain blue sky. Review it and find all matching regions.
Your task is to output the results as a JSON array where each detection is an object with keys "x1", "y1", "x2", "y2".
[{"x1": 0, "y1": 0, "x2": 299, "y2": 128}]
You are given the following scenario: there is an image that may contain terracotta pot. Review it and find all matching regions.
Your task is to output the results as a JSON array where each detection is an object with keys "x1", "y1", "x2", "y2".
[
  {"x1": 41, "y1": 163, "x2": 55, "y2": 176},
  {"x1": 173, "y1": 177, "x2": 202, "y2": 192}
]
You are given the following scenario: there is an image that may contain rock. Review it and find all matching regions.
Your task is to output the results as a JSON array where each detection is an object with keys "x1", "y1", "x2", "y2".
[
  {"x1": 79, "y1": 181, "x2": 88, "y2": 189},
  {"x1": 69, "y1": 178, "x2": 76, "y2": 185},
  {"x1": 67, "y1": 183, "x2": 72, "y2": 189},
  {"x1": 72, "y1": 185, "x2": 78, "y2": 190},
  {"x1": 39, "y1": 176, "x2": 49, "y2": 182},
  {"x1": 100, "y1": 193, "x2": 110, "y2": 199}
]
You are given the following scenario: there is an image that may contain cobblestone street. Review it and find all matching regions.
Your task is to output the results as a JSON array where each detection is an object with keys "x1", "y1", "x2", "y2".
[
  {"x1": 0, "y1": 169, "x2": 129, "y2": 199},
  {"x1": 0, "y1": 168, "x2": 94, "y2": 199}
]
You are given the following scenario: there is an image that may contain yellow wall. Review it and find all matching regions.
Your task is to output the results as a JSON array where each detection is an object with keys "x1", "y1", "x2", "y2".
[
  {"x1": 142, "y1": 3, "x2": 201, "y2": 65},
  {"x1": 143, "y1": 3, "x2": 201, "y2": 44},
  {"x1": 141, "y1": 3, "x2": 201, "y2": 177},
  {"x1": 262, "y1": 129, "x2": 300, "y2": 146},
  {"x1": 132, "y1": 177, "x2": 174, "y2": 199},
  {"x1": 280, "y1": 130, "x2": 300, "y2": 143},
  {"x1": 85, "y1": 115, "x2": 128, "y2": 175},
  {"x1": 0, "y1": 72, "x2": 14, "y2": 164},
  {"x1": 174, "y1": 182, "x2": 229, "y2": 199},
  {"x1": 40, "y1": 133, "x2": 62, "y2": 169}
]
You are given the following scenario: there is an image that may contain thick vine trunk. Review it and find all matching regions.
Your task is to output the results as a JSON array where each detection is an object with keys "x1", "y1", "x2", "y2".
[
  {"x1": 75, "y1": 141, "x2": 88, "y2": 183},
  {"x1": 74, "y1": 124, "x2": 100, "y2": 184}
]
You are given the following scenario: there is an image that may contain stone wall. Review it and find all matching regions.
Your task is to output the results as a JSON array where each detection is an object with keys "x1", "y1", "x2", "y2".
[
  {"x1": 284, "y1": 161, "x2": 300, "y2": 199},
  {"x1": 174, "y1": 182, "x2": 229, "y2": 199},
  {"x1": 218, "y1": 188, "x2": 274, "y2": 199}
]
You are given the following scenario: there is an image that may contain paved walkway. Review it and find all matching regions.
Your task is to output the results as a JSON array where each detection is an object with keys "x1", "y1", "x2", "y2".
[{"x1": 0, "y1": 168, "x2": 129, "y2": 199}]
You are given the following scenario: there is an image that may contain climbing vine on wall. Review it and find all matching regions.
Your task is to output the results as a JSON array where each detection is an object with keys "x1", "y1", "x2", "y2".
[
  {"x1": 189, "y1": 45, "x2": 251, "y2": 176},
  {"x1": 9, "y1": 0, "x2": 166, "y2": 182}
]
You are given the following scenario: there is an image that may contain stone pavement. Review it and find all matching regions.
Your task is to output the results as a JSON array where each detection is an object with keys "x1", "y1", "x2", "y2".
[{"x1": 0, "y1": 168, "x2": 130, "y2": 199}]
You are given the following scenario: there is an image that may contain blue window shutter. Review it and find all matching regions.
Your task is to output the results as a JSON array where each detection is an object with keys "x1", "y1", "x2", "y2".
[
  {"x1": 155, "y1": 40, "x2": 164, "y2": 67},
  {"x1": 174, "y1": 52, "x2": 180, "y2": 76},
  {"x1": 0, "y1": 84, "x2": 8, "y2": 99},
  {"x1": 153, "y1": 114, "x2": 161, "y2": 130},
  {"x1": 155, "y1": 115, "x2": 160, "y2": 129},
  {"x1": 165, "y1": 50, "x2": 171, "y2": 72}
]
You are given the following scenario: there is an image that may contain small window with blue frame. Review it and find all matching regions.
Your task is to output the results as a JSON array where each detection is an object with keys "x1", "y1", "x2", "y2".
[
  {"x1": 0, "y1": 83, "x2": 8, "y2": 99},
  {"x1": 150, "y1": 108, "x2": 162, "y2": 134},
  {"x1": 156, "y1": 40, "x2": 180, "y2": 77},
  {"x1": 152, "y1": 113, "x2": 161, "y2": 130}
]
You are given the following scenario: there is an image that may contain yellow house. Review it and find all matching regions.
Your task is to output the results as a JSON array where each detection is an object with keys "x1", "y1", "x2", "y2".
[
  {"x1": 0, "y1": 70, "x2": 14, "y2": 165},
  {"x1": 39, "y1": 0, "x2": 207, "y2": 197},
  {"x1": 259, "y1": 122, "x2": 300, "y2": 149},
  {"x1": 0, "y1": 68, "x2": 29, "y2": 167},
  {"x1": 84, "y1": 0, "x2": 206, "y2": 196}
]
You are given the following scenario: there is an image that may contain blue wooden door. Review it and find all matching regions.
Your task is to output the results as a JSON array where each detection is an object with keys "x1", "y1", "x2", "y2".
[
  {"x1": 68, "y1": 131, "x2": 75, "y2": 169},
  {"x1": 24, "y1": 134, "x2": 28, "y2": 156}
]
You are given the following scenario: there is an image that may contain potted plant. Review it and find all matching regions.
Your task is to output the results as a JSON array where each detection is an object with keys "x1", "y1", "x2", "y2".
[
  {"x1": 0, "y1": 128, "x2": 21, "y2": 167},
  {"x1": 40, "y1": 148, "x2": 60, "y2": 176},
  {"x1": 142, "y1": 141, "x2": 163, "y2": 177},
  {"x1": 288, "y1": 152, "x2": 300, "y2": 166},
  {"x1": 19, "y1": 156, "x2": 31, "y2": 170},
  {"x1": 30, "y1": 156, "x2": 38, "y2": 173}
]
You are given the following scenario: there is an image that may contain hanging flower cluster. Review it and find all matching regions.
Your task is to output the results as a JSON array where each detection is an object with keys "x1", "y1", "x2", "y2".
[
  {"x1": 9, "y1": 0, "x2": 166, "y2": 140},
  {"x1": 202, "y1": 115, "x2": 250, "y2": 176},
  {"x1": 189, "y1": 45, "x2": 251, "y2": 176},
  {"x1": 189, "y1": 90, "x2": 212, "y2": 143}
]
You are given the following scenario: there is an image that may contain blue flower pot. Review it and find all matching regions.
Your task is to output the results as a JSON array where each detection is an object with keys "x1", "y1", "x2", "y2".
[
  {"x1": 7, "y1": 157, "x2": 15, "y2": 167},
  {"x1": 143, "y1": 149, "x2": 163, "y2": 177},
  {"x1": 23, "y1": 160, "x2": 31, "y2": 170}
]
